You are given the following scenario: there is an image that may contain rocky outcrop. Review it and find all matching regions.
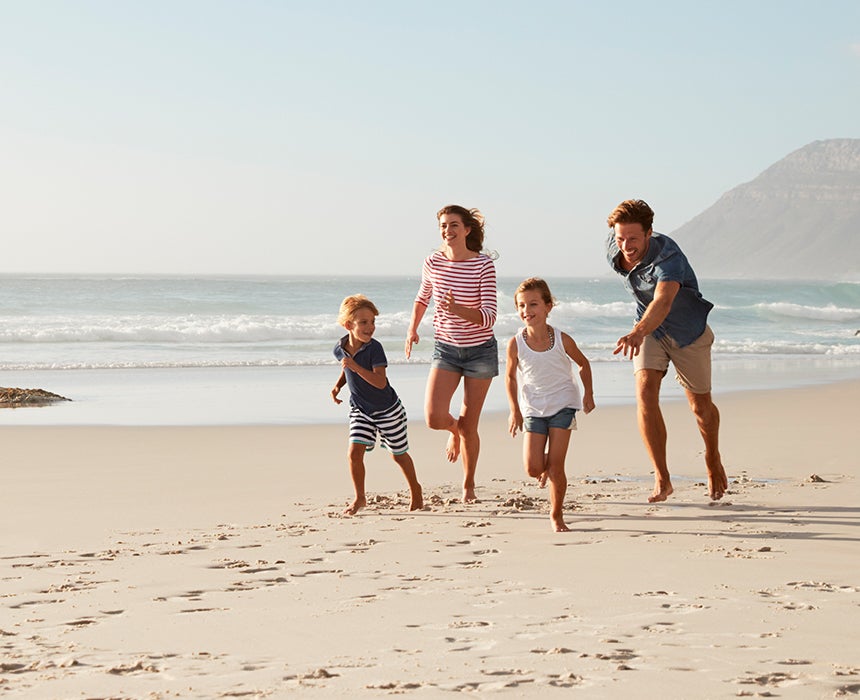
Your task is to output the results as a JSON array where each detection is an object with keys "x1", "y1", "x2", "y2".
[
  {"x1": 0, "y1": 388, "x2": 71, "y2": 407},
  {"x1": 671, "y1": 139, "x2": 860, "y2": 280}
]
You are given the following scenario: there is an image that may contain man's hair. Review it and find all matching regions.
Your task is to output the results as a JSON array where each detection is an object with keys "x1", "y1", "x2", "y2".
[
  {"x1": 606, "y1": 199, "x2": 654, "y2": 232},
  {"x1": 437, "y1": 204, "x2": 486, "y2": 253},
  {"x1": 514, "y1": 277, "x2": 555, "y2": 308},
  {"x1": 337, "y1": 294, "x2": 379, "y2": 327}
]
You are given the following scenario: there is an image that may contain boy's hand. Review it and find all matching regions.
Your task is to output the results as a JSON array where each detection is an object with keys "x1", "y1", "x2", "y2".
[
  {"x1": 341, "y1": 357, "x2": 358, "y2": 372},
  {"x1": 331, "y1": 385, "x2": 343, "y2": 404}
]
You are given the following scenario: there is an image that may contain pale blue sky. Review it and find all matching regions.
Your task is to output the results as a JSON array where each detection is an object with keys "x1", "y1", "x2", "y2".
[{"x1": 2, "y1": 0, "x2": 858, "y2": 277}]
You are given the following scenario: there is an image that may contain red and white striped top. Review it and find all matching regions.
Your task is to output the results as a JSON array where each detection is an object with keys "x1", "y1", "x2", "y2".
[{"x1": 415, "y1": 251, "x2": 497, "y2": 347}]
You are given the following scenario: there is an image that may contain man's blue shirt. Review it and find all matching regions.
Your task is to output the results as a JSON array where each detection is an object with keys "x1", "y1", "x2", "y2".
[
  {"x1": 333, "y1": 336, "x2": 398, "y2": 414},
  {"x1": 606, "y1": 231, "x2": 713, "y2": 347}
]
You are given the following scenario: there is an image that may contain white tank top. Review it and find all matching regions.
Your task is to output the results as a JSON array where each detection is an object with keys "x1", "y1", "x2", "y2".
[{"x1": 515, "y1": 326, "x2": 583, "y2": 417}]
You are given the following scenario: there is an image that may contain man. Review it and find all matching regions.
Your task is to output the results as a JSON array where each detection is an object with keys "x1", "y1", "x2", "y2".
[{"x1": 606, "y1": 199, "x2": 728, "y2": 503}]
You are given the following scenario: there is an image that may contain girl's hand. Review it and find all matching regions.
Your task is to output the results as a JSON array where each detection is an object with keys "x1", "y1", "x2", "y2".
[
  {"x1": 582, "y1": 394, "x2": 595, "y2": 414},
  {"x1": 508, "y1": 411, "x2": 523, "y2": 437}
]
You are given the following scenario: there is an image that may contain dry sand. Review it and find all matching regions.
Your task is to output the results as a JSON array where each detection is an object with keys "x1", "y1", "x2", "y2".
[{"x1": 2, "y1": 380, "x2": 858, "y2": 698}]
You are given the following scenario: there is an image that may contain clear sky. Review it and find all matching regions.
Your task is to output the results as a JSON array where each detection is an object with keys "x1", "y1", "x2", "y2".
[{"x1": 2, "y1": 0, "x2": 858, "y2": 278}]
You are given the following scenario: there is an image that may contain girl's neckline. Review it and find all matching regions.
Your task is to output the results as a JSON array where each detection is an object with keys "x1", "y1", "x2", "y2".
[{"x1": 522, "y1": 325, "x2": 555, "y2": 352}]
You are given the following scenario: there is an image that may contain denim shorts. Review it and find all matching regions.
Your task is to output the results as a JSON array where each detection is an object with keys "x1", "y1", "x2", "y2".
[
  {"x1": 431, "y1": 337, "x2": 499, "y2": 379},
  {"x1": 523, "y1": 407, "x2": 578, "y2": 435}
]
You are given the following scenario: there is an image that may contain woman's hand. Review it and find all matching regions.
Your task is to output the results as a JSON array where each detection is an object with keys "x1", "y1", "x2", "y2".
[{"x1": 405, "y1": 329, "x2": 419, "y2": 359}]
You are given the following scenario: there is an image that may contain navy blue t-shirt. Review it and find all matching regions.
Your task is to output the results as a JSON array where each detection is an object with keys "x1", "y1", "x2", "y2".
[
  {"x1": 333, "y1": 336, "x2": 399, "y2": 414},
  {"x1": 607, "y1": 231, "x2": 713, "y2": 347}
]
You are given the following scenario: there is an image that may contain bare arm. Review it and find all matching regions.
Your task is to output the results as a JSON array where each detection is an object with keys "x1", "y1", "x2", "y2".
[
  {"x1": 504, "y1": 336, "x2": 523, "y2": 437},
  {"x1": 613, "y1": 280, "x2": 681, "y2": 359},
  {"x1": 341, "y1": 357, "x2": 388, "y2": 390},
  {"x1": 405, "y1": 301, "x2": 427, "y2": 358},
  {"x1": 331, "y1": 370, "x2": 347, "y2": 404},
  {"x1": 562, "y1": 333, "x2": 595, "y2": 414}
]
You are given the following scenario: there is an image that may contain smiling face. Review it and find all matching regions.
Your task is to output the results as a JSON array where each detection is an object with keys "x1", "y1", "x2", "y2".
[
  {"x1": 515, "y1": 289, "x2": 552, "y2": 329},
  {"x1": 438, "y1": 212, "x2": 471, "y2": 250},
  {"x1": 613, "y1": 221, "x2": 652, "y2": 270},
  {"x1": 345, "y1": 307, "x2": 376, "y2": 347}
]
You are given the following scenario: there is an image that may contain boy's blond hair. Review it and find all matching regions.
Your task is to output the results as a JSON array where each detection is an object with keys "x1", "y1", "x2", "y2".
[{"x1": 337, "y1": 294, "x2": 379, "y2": 327}]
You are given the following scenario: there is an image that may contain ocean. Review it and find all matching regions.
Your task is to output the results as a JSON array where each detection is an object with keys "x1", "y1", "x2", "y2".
[{"x1": 1, "y1": 274, "x2": 858, "y2": 425}]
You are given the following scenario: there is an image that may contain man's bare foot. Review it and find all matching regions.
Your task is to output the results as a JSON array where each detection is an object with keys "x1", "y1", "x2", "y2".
[
  {"x1": 410, "y1": 485, "x2": 424, "y2": 511},
  {"x1": 343, "y1": 496, "x2": 366, "y2": 515},
  {"x1": 707, "y1": 465, "x2": 728, "y2": 500},
  {"x1": 537, "y1": 470, "x2": 549, "y2": 488},
  {"x1": 648, "y1": 481, "x2": 674, "y2": 503},
  {"x1": 462, "y1": 487, "x2": 478, "y2": 503},
  {"x1": 445, "y1": 432, "x2": 460, "y2": 463},
  {"x1": 552, "y1": 517, "x2": 570, "y2": 532}
]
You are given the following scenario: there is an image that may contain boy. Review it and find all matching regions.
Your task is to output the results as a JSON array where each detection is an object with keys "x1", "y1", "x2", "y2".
[{"x1": 331, "y1": 294, "x2": 423, "y2": 515}]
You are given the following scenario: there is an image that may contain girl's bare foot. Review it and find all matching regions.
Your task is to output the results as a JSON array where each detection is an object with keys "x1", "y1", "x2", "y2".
[
  {"x1": 552, "y1": 517, "x2": 570, "y2": 532},
  {"x1": 537, "y1": 469, "x2": 549, "y2": 488},
  {"x1": 343, "y1": 497, "x2": 366, "y2": 515},
  {"x1": 462, "y1": 487, "x2": 478, "y2": 503}
]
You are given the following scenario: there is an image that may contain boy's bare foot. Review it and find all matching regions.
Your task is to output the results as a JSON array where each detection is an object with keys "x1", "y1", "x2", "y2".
[
  {"x1": 343, "y1": 497, "x2": 366, "y2": 515},
  {"x1": 462, "y1": 487, "x2": 478, "y2": 503},
  {"x1": 648, "y1": 480, "x2": 674, "y2": 503},
  {"x1": 552, "y1": 517, "x2": 570, "y2": 533},
  {"x1": 537, "y1": 470, "x2": 549, "y2": 488},
  {"x1": 707, "y1": 464, "x2": 728, "y2": 500},
  {"x1": 410, "y1": 485, "x2": 424, "y2": 511},
  {"x1": 445, "y1": 432, "x2": 460, "y2": 463}
]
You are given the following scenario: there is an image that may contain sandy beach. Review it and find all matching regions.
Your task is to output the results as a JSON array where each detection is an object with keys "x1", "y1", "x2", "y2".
[{"x1": 2, "y1": 380, "x2": 858, "y2": 699}]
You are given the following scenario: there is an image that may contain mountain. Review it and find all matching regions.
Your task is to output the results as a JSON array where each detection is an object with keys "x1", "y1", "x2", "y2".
[{"x1": 670, "y1": 139, "x2": 860, "y2": 280}]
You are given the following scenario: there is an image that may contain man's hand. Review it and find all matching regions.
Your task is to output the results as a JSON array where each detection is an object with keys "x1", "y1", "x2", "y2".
[{"x1": 614, "y1": 328, "x2": 646, "y2": 359}]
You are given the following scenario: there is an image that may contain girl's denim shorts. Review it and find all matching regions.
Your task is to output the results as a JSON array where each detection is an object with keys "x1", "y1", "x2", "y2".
[
  {"x1": 523, "y1": 407, "x2": 578, "y2": 435},
  {"x1": 431, "y1": 337, "x2": 499, "y2": 379}
]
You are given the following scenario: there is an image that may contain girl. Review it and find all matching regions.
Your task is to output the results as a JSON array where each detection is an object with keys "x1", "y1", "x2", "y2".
[
  {"x1": 405, "y1": 205, "x2": 498, "y2": 503},
  {"x1": 505, "y1": 278, "x2": 595, "y2": 532}
]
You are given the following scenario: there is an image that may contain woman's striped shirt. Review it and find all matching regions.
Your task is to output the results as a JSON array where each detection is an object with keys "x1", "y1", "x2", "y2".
[{"x1": 415, "y1": 251, "x2": 497, "y2": 347}]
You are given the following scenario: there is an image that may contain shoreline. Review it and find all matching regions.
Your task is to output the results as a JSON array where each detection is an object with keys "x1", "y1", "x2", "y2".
[
  {"x1": 1, "y1": 355, "x2": 859, "y2": 427},
  {"x1": 2, "y1": 379, "x2": 858, "y2": 698}
]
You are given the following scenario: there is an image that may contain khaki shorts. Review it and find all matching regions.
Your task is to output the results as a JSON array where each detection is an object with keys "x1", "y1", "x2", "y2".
[{"x1": 633, "y1": 325, "x2": 714, "y2": 394}]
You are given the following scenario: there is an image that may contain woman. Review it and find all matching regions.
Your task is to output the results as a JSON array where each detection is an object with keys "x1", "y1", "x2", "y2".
[{"x1": 405, "y1": 204, "x2": 498, "y2": 503}]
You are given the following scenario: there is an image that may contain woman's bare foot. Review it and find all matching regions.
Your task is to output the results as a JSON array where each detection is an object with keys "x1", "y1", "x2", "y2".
[
  {"x1": 445, "y1": 431, "x2": 461, "y2": 463},
  {"x1": 410, "y1": 485, "x2": 424, "y2": 511},
  {"x1": 343, "y1": 496, "x2": 366, "y2": 515},
  {"x1": 462, "y1": 487, "x2": 478, "y2": 503},
  {"x1": 537, "y1": 469, "x2": 549, "y2": 488}
]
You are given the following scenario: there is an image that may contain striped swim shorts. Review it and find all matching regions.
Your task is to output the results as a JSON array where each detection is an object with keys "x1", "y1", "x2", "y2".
[{"x1": 348, "y1": 399, "x2": 410, "y2": 455}]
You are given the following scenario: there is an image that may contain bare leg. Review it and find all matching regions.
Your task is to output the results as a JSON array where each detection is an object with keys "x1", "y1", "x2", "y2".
[
  {"x1": 424, "y1": 368, "x2": 462, "y2": 462},
  {"x1": 393, "y1": 452, "x2": 424, "y2": 511},
  {"x1": 686, "y1": 390, "x2": 728, "y2": 500},
  {"x1": 635, "y1": 369, "x2": 674, "y2": 503},
  {"x1": 458, "y1": 376, "x2": 493, "y2": 503},
  {"x1": 523, "y1": 431, "x2": 549, "y2": 485},
  {"x1": 344, "y1": 443, "x2": 367, "y2": 515},
  {"x1": 546, "y1": 428, "x2": 572, "y2": 532}
]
